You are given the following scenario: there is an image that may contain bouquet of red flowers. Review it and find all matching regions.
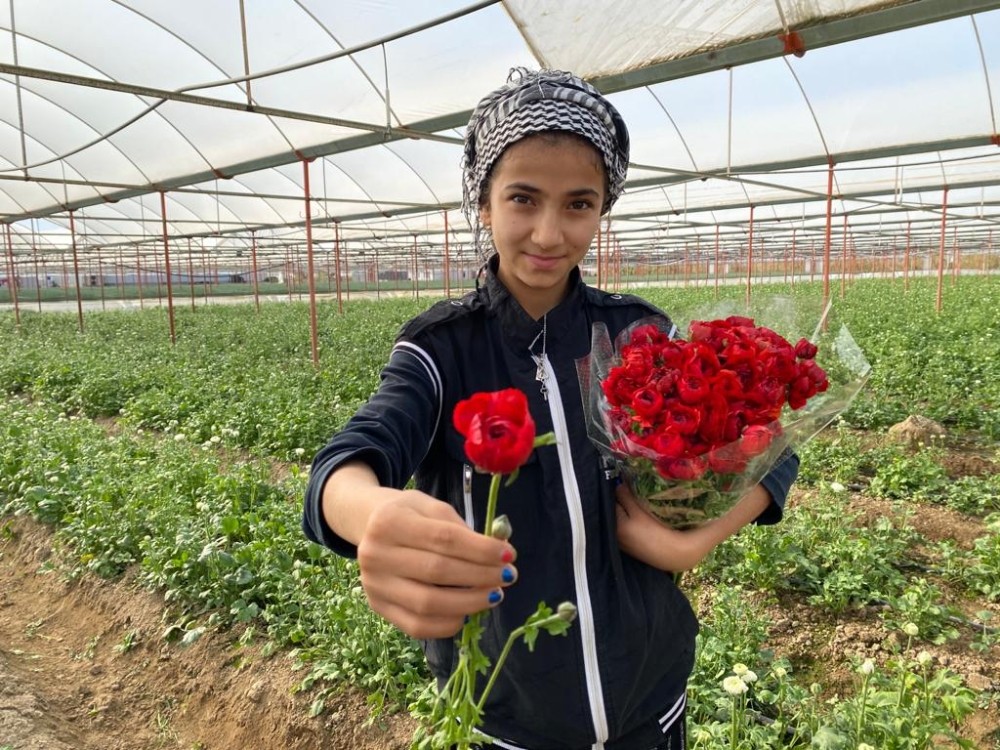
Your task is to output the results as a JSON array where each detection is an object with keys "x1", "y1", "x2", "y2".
[{"x1": 577, "y1": 302, "x2": 869, "y2": 528}]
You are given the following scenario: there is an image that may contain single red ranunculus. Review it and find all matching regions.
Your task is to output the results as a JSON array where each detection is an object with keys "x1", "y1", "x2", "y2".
[
  {"x1": 707, "y1": 446, "x2": 749, "y2": 475},
  {"x1": 662, "y1": 400, "x2": 702, "y2": 435},
  {"x1": 794, "y1": 338, "x2": 818, "y2": 360},
  {"x1": 650, "y1": 430, "x2": 688, "y2": 458},
  {"x1": 739, "y1": 424, "x2": 774, "y2": 457},
  {"x1": 453, "y1": 389, "x2": 536, "y2": 474},
  {"x1": 678, "y1": 371, "x2": 710, "y2": 404},
  {"x1": 631, "y1": 387, "x2": 665, "y2": 419},
  {"x1": 656, "y1": 455, "x2": 708, "y2": 481}
]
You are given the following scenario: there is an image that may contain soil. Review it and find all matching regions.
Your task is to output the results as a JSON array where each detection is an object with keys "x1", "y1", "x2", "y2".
[{"x1": 0, "y1": 518, "x2": 415, "y2": 750}]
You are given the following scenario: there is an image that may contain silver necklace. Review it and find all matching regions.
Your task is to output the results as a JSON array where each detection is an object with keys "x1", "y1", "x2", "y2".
[{"x1": 528, "y1": 314, "x2": 548, "y2": 401}]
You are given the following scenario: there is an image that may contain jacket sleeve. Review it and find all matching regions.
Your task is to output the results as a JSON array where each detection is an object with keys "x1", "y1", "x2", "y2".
[
  {"x1": 302, "y1": 340, "x2": 443, "y2": 557},
  {"x1": 755, "y1": 447, "x2": 799, "y2": 525}
]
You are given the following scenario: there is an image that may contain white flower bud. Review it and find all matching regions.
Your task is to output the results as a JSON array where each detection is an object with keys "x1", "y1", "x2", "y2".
[
  {"x1": 829, "y1": 481, "x2": 847, "y2": 493},
  {"x1": 491, "y1": 514, "x2": 513, "y2": 541},
  {"x1": 860, "y1": 658, "x2": 875, "y2": 675},
  {"x1": 556, "y1": 602, "x2": 578, "y2": 623},
  {"x1": 732, "y1": 663, "x2": 749, "y2": 676},
  {"x1": 772, "y1": 666, "x2": 788, "y2": 679},
  {"x1": 723, "y1": 676, "x2": 748, "y2": 695},
  {"x1": 916, "y1": 651, "x2": 933, "y2": 666},
  {"x1": 903, "y1": 622, "x2": 919, "y2": 637},
  {"x1": 858, "y1": 744, "x2": 876, "y2": 750},
  {"x1": 294, "y1": 447, "x2": 305, "y2": 457},
  {"x1": 740, "y1": 669, "x2": 758, "y2": 684}
]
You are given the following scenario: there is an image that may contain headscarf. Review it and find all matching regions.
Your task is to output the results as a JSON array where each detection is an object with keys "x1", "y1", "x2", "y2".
[{"x1": 461, "y1": 68, "x2": 630, "y2": 258}]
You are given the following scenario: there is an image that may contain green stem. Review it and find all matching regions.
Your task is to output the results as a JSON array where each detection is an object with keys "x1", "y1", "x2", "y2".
[
  {"x1": 730, "y1": 694, "x2": 739, "y2": 750},
  {"x1": 475, "y1": 613, "x2": 563, "y2": 713},
  {"x1": 856, "y1": 674, "x2": 869, "y2": 744},
  {"x1": 483, "y1": 472, "x2": 501, "y2": 538}
]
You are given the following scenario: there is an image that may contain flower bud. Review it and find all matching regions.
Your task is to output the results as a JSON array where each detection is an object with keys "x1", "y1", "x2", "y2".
[
  {"x1": 732, "y1": 663, "x2": 749, "y2": 676},
  {"x1": 556, "y1": 602, "x2": 578, "y2": 623},
  {"x1": 859, "y1": 658, "x2": 875, "y2": 675},
  {"x1": 916, "y1": 651, "x2": 933, "y2": 666},
  {"x1": 723, "y1": 676, "x2": 748, "y2": 695},
  {"x1": 903, "y1": 622, "x2": 919, "y2": 637},
  {"x1": 491, "y1": 514, "x2": 513, "y2": 541},
  {"x1": 858, "y1": 744, "x2": 876, "y2": 750},
  {"x1": 740, "y1": 669, "x2": 758, "y2": 684}
]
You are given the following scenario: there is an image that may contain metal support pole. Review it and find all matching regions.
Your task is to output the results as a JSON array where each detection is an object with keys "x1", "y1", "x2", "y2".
[
  {"x1": 713, "y1": 225, "x2": 720, "y2": 299},
  {"x1": 904, "y1": 220, "x2": 912, "y2": 291},
  {"x1": 840, "y1": 215, "x2": 848, "y2": 299},
  {"x1": 68, "y1": 211, "x2": 85, "y2": 332},
  {"x1": 334, "y1": 222, "x2": 343, "y2": 313},
  {"x1": 745, "y1": 205, "x2": 755, "y2": 308},
  {"x1": 97, "y1": 248, "x2": 106, "y2": 311},
  {"x1": 250, "y1": 230, "x2": 260, "y2": 313},
  {"x1": 936, "y1": 187, "x2": 949, "y2": 313},
  {"x1": 137, "y1": 247, "x2": 145, "y2": 309},
  {"x1": 443, "y1": 210, "x2": 451, "y2": 297},
  {"x1": 790, "y1": 228, "x2": 797, "y2": 290},
  {"x1": 822, "y1": 160, "x2": 834, "y2": 310},
  {"x1": 187, "y1": 239, "x2": 196, "y2": 310},
  {"x1": 4, "y1": 224, "x2": 21, "y2": 325},
  {"x1": 159, "y1": 192, "x2": 177, "y2": 344},
  {"x1": 302, "y1": 158, "x2": 320, "y2": 367},
  {"x1": 412, "y1": 236, "x2": 419, "y2": 300}
]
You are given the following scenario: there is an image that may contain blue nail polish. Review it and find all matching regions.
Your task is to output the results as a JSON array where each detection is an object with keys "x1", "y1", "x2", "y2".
[
  {"x1": 501, "y1": 566, "x2": 516, "y2": 584},
  {"x1": 488, "y1": 590, "x2": 502, "y2": 605}
]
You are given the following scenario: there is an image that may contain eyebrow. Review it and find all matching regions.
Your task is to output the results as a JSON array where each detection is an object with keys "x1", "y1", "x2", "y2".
[{"x1": 503, "y1": 182, "x2": 601, "y2": 198}]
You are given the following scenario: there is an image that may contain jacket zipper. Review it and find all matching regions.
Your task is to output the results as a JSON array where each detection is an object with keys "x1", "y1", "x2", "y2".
[
  {"x1": 537, "y1": 352, "x2": 609, "y2": 748},
  {"x1": 462, "y1": 462, "x2": 475, "y2": 529}
]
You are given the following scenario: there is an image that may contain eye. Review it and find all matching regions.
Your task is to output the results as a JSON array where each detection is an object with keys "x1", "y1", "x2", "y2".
[
  {"x1": 510, "y1": 194, "x2": 532, "y2": 205},
  {"x1": 569, "y1": 199, "x2": 595, "y2": 211}
]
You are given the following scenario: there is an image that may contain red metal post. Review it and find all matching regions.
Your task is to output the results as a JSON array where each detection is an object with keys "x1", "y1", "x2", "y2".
[
  {"x1": 822, "y1": 160, "x2": 834, "y2": 310},
  {"x1": 159, "y1": 192, "x2": 177, "y2": 344},
  {"x1": 97, "y1": 248, "x2": 106, "y2": 311},
  {"x1": 745, "y1": 205, "x2": 755, "y2": 308},
  {"x1": 33, "y1": 241, "x2": 42, "y2": 311},
  {"x1": 936, "y1": 188, "x2": 949, "y2": 313},
  {"x1": 790, "y1": 229, "x2": 797, "y2": 290},
  {"x1": 713, "y1": 225, "x2": 720, "y2": 298},
  {"x1": 250, "y1": 230, "x2": 260, "y2": 313},
  {"x1": 187, "y1": 239, "x2": 196, "y2": 311},
  {"x1": 302, "y1": 158, "x2": 320, "y2": 368},
  {"x1": 443, "y1": 210, "x2": 451, "y2": 297},
  {"x1": 412, "y1": 235, "x2": 419, "y2": 299},
  {"x1": 68, "y1": 211, "x2": 85, "y2": 332},
  {"x1": 334, "y1": 222, "x2": 343, "y2": 313},
  {"x1": 4, "y1": 224, "x2": 21, "y2": 325},
  {"x1": 840, "y1": 215, "x2": 848, "y2": 299},
  {"x1": 904, "y1": 220, "x2": 912, "y2": 291}
]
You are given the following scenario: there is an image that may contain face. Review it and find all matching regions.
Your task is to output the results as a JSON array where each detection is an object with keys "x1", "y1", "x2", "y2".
[{"x1": 479, "y1": 134, "x2": 606, "y2": 319}]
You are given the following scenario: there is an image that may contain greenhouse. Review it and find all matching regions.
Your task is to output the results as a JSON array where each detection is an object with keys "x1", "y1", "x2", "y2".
[{"x1": 0, "y1": 2, "x2": 998, "y2": 749}]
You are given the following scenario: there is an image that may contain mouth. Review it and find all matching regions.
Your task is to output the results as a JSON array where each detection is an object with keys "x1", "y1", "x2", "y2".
[{"x1": 525, "y1": 253, "x2": 564, "y2": 270}]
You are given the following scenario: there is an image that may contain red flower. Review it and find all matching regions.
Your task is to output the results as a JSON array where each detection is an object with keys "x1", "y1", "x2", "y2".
[
  {"x1": 677, "y1": 371, "x2": 710, "y2": 404},
  {"x1": 739, "y1": 424, "x2": 774, "y2": 457},
  {"x1": 794, "y1": 338, "x2": 818, "y2": 360},
  {"x1": 631, "y1": 387, "x2": 664, "y2": 419},
  {"x1": 662, "y1": 401, "x2": 702, "y2": 435},
  {"x1": 453, "y1": 389, "x2": 536, "y2": 474},
  {"x1": 707, "y1": 446, "x2": 749, "y2": 475},
  {"x1": 650, "y1": 431, "x2": 688, "y2": 458},
  {"x1": 656, "y1": 455, "x2": 708, "y2": 481}
]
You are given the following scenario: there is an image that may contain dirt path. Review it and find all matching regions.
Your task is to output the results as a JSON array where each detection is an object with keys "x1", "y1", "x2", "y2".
[{"x1": 0, "y1": 519, "x2": 414, "y2": 750}]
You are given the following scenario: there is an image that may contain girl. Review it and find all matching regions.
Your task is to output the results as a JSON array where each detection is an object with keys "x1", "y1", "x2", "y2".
[{"x1": 303, "y1": 68, "x2": 797, "y2": 750}]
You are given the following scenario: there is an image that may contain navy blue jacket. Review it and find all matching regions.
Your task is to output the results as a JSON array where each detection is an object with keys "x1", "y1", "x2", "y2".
[{"x1": 303, "y1": 261, "x2": 798, "y2": 749}]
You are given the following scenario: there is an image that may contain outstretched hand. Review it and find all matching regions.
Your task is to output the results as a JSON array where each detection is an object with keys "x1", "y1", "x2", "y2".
[{"x1": 357, "y1": 490, "x2": 517, "y2": 640}]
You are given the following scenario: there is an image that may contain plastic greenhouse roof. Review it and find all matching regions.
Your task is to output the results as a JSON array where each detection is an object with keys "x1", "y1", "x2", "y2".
[{"x1": 1, "y1": 0, "x2": 999, "y2": 266}]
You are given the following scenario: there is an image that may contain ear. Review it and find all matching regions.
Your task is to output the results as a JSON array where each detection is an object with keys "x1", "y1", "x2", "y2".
[{"x1": 479, "y1": 203, "x2": 491, "y2": 228}]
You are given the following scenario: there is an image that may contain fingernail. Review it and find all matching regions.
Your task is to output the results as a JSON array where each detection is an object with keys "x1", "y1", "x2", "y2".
[
  {"x1": 488, "y1": 589, "x2": 503, "y2": 605},
  {"x1": 501, "y1": 547, "x2": 515, "y2": 564},
  {"x1": 501, "y1": 566, "x2": 517, "y2": 584}
]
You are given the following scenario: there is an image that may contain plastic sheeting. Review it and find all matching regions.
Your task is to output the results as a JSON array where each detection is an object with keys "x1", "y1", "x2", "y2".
[{"x1": 0, "y1": 0, "x2": 999, "y2": 264}]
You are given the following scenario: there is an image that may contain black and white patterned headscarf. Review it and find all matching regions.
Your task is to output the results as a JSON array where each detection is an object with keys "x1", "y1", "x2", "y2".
[{"x1": 461, "y1": 68, "x2": 630, "y2": 258}]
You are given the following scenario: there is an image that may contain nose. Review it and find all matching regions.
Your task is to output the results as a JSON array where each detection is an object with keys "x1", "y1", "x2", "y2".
[{"x1": 531, "y1": 206, "x2": 564, "y2": 250}]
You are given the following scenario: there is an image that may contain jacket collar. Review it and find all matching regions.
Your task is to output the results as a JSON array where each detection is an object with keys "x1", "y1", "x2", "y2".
[{"x1": 477, "y1": 254, "x2": 587, "y2": 351}]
